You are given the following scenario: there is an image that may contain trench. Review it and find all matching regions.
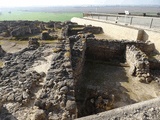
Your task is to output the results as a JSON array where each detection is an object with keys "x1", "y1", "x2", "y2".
[
  {"x1": 76, "y1": 60, "x2": 132, "y2": 117},
  {"x1": 75, "y1": 53, "x2": 160, "y2": 118}
]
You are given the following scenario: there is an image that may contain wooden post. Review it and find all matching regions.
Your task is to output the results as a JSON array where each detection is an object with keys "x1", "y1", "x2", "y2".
[
  {"x1": 150, "y1": 18, "x2": 153, "y2": 28},
  {"x1": 130, "y1": 17, "x2": 133, "y2": 25},
  {"x1": 98, "y1": 14, "x2": 100, "y2": 19}
]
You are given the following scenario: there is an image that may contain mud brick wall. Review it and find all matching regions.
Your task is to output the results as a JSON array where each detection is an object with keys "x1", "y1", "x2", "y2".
[{"x1": 126, "y1": 45, "x2": 151, "y2": 83}]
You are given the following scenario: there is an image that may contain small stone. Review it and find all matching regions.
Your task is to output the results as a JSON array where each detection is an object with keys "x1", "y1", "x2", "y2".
[
  {"x1": 60, "y1": 101, "x2": 65, "y2": 108},
  {"x1": 32, "y1": 109, "x2": 47, "y2": 120},
  {"x1": 0, "y1": 103, "x2": 2, "y2": 112},
  {"x1": 66, "y1": 100, "x2": 76, "y2": 113},
  {"x1": 7, "y1": 93, "x2": 15, "y2": 101},
  {"x1": 14, "y1": 94, "x2": 23, "y2": 102},
  {"x1": 60, "y1": 86, "x2": 68, "y2": 94},
  {"x1": 22, "y1": 91, "x2": 30, "y2": 99},
  {"x1": 64, "y1": 62, "x2": 71, "y2": 68},
  {"x1": 48, "y1": 113, "x2": 59, "y2": 120},
  {"x1": 45, "y1": 101, "x2": 52, "y2": 110},
  {"x1": 39, "y1": 72, "x2": 46, "y2": 78}
]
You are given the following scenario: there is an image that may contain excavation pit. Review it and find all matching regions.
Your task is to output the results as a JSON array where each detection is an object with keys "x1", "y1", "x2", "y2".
[
  {"x1": 71, "y1": 38, "x2": 160, "y2": 118},
  {"x1": 76, "y1": 60, "x2": 160, "y2": 118}
]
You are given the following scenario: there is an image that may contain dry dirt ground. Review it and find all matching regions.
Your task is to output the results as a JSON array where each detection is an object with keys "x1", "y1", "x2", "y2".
[
  {"x1": 78, "y1": 62, "x2": 160, "y2": 109},
  {"x1": 0, "y1": 39, "x2": 58, "y2": 120}
]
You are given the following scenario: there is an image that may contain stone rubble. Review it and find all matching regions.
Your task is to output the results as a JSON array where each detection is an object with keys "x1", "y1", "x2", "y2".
[
  {"x1": 0, "y1": 45, "x2": 6, "y2": 58},
  {"x1": 0, "y1": 20, "x2": 160, "y2": 120},
  {"x1": 126, "y1": 45, "x2": 151, "y2": 83},
  {"x1": 34, "y1": 39, "x2": 77, "y2": 119}
]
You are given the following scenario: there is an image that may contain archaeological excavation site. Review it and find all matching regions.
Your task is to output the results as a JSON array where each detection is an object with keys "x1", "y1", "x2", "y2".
[{"x1": 0, "y1": 19, "x2": 160, "y2": 120}]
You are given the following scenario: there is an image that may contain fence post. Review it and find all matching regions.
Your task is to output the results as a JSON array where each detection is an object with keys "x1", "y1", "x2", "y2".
[
  {"x1": 115, "y1": 16, "x2": 118, "y2": 23},
  {"x1": 130, "y1": 17, "x2": 133, "y2": 25},
  {"x1": 150, "y1": 18, "x2": 153, "y2": 28},
  {"x1": 106, "y1": 16, "x2": 108, "y2": 20}
]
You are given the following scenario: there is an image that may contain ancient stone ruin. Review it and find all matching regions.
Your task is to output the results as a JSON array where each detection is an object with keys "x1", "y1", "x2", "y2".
[
  {"x1": 0, "y1": 45, "x2": 6, "y2": 58},
  {"x1": 0, "y1": 20, "x2": 160, "y2": 120}
]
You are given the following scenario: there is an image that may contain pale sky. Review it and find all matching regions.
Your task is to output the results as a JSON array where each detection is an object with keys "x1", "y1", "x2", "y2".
[{"x1": 0, "y1": 0, "x2": 160, "y2": 7}]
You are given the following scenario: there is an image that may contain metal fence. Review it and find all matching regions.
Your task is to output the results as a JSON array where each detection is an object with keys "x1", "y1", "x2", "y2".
[{"x1": 83, "y1": 13, "x2": 160, "y2": 30}]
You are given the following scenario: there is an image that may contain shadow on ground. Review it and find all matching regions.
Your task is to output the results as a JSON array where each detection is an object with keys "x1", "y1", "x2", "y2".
[
  {"x1": 76, "y1": 60, "x2": 136, "y2": 117},
  {"x1": 0, "y1": 107, "x2": 18, "y2": 120}
]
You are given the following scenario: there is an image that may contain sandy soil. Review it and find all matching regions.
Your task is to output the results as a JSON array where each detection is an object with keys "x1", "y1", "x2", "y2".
[
  {"x1": 0, "y1": 40, "x2": 57, "y2": 120},
  {"x1": 0, "y1": 40, "x2": 28, "y2": 53}
]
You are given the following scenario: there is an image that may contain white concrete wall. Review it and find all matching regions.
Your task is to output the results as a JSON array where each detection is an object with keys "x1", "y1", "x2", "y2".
[
  {"x1": 76, "y1": 97, "x2": 160, "y2": 120},
  {"x1": 71, "y1": 17, "x2": 160, "y2": 52},
  {"x1": 143, "y1": 30, "x2": 160, "y2": 52},
  {"x1": 71, "y1": 17, "x2": 141, "y2": 40}
]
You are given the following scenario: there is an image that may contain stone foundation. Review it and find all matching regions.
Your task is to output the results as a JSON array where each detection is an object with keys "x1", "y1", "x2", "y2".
[
  {"x1": 0, "y1": 45, "x2": 6, "y2": 58},
  {"x1": 86, "y1": 38, "x2": 155, "y2": 62},
  {"x1": 126, "y1": 45, "x2": 151, "y2": 83},
  {"x1": 0, "y1": 21, "x2": 159, "y2": 120},
  {"x1": 35, "y1": 39, "x2": 77, "y2": 119},
  {"x1": 70, "y1": 36, "x2": 86, "y2": 81}
]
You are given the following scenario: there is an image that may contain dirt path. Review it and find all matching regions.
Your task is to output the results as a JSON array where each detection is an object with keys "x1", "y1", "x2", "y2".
[{"x1": 0, "y1": 40, "x2": 28, "y2": 53}]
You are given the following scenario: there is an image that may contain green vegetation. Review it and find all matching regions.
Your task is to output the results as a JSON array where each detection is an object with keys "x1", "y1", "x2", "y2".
[
  {"x1": 0, "y1": 11, "x2": 82, "y2": 22},
  {"x1": 39, "y1": 40, "x2": 58, "y2": 44},
  {"x1": 8, "y1": 40, "x2": 28, "y2": 44}
]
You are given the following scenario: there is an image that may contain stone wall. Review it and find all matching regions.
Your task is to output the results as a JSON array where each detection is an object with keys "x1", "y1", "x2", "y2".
[
  {"x1": 86, "y1": 38, "x2": 155, "y2": 62},
  {"x1": 0, "y1": 45, "x2": 6, "y2": 58},
  {"x1": 70, "y1": 35, "x2": 86, "y2": 82},
  {"x1": 149, "y1": 59, "x2": 160, "y2": 70},
  {"x1": 126, "y1": 45, "x2": 151, "y2": 83},
  {"x1": 35, "y1": 39, "x2": 77, "y2": 119},
  {"x1": 71, "y1": 17, "x2": 160, "y2": 52}
]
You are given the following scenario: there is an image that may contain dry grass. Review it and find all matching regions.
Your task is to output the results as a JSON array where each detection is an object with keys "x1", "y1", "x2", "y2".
[
  {"x1": 64, "y1": 52, "x2": 71, "y2": 58},
  {"x1": 149, "y1": 54, "x2": 160, "y2": 60},
  {"x1": 82, "y1": 39, "x2": 86, "y2": 44},
  {"x1": 39, "y1": 40, "x2": 58, "y2": 44},
  {"x1": 65, "y1": 47, "x2": 70, "y2": 51},
  {"x1": 71, "y1": 27, "x2": 84, "y2": 30},
  {"x1": 42, "y1": 30, "x2": 48, "y2": 33},
  {"x1": 0, "y1": 61, "x2": 3, "y2": 67},
  {"x1": 8, "y1": 40, "x2": 28, "y2": 45},
  {"x1": 7, "y1": 40, "x2": 58, "y2": 45},
  {"x1": 53, "y1": 48, "x2": 62, "y2": 53},
  {"x1": 94, "y1": 34, "x2": 113, "y2": 40}
]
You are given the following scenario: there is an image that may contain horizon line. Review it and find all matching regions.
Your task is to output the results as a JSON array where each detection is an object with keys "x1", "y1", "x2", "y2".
[{"x1": 0, "y1": 4, "x2": 160, "y2": 8}]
